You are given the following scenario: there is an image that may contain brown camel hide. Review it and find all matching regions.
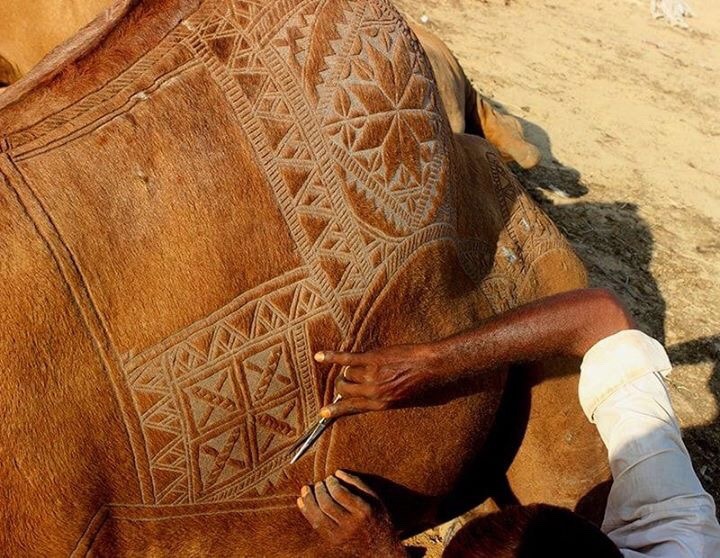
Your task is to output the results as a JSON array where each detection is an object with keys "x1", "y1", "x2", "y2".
[
  {"x1": 0, "y1": 0, "x2": 540, "y2": 168},
  {"x1": 0, "y1": 0, "x2": 607, "y2": 555}
]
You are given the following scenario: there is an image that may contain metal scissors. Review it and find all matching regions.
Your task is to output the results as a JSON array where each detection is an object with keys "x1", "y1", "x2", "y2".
[{"x1": 290, "y1": 394, "x2": 341, "y2": 464}]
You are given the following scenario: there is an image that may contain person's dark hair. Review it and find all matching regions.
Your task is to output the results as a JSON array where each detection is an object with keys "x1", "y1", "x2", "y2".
[{"x1": 443, "y1": 504, "x2": 622, "y2": 558}]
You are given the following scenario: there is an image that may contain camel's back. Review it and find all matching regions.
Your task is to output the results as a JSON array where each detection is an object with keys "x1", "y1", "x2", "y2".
[{"x1": 0, "y1": 0, "x2": 587, "y2": 554}]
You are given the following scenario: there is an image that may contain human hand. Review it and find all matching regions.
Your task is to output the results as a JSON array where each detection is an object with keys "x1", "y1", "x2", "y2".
[
  {"x1": 313, "y1": 343, "x2": 451, "y2": 419},
  {"x1": 297, "y1": 470, "x2": 405, "y2": 557}
]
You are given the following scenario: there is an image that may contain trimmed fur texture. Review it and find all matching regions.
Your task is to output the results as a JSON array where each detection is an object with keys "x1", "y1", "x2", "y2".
[{"x1": 0, "y1": 0, "x2": 606, "y2": 555}]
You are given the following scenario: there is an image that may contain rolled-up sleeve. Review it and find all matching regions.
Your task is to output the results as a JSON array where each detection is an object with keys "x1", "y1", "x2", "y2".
[{"x1": 579, "y1": 330, "x2": 720, "y2": 558}]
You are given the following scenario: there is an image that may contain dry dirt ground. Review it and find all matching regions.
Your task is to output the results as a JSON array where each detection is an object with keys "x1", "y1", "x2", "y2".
[{"x1": 396, "y1": 0, "x2": 720, "y2": 554}]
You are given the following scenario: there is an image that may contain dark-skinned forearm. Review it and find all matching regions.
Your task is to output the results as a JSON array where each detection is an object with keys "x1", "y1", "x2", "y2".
[
  {"x1": 314, "y1": 288, "x2": 636, "y2": 419},
  {"x1": 431, "y1": 288, "x2": 635, "y2": 376}
]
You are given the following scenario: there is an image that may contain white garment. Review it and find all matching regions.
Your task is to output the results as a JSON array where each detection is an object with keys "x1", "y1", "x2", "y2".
[{"x1": 579, "y1": 330, "x2": 720, "y2": 558}]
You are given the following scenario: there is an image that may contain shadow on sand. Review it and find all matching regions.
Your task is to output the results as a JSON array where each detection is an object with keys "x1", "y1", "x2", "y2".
[
  {"x1": 504, "y1": 107, "x2": 719, "y2": 507},
  {"x1": 667, "y1": 336, "x2": 720, "y2": 503}
]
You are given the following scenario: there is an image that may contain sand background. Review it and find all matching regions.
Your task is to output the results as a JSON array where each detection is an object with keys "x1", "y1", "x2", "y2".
[{"x1": 397, "y1": 0, "x2": 719, "y2": 553}]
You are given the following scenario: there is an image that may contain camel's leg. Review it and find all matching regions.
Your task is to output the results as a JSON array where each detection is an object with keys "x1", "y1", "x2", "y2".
[
  {"x1": 504, "y1": 226, "x2": 611, "y2": 522},
  {"x1": 470, "y1": 94, "x2": 541, "y2": 170},
  {"x1": 408, "y1": 22, "x2": 468, "y2": 134},
  {"x1": 464, "y1": 145, "x2": 608, "y2": 521},
  {"x1": 440, "y1": 135, "x2": 609, "y2": 535},
  {"x1": 503, "y1": 359, "x2": 611, "y2": 523},
  {"x1": 410, "y1": 21, "x2": 540, "y2": 169}
]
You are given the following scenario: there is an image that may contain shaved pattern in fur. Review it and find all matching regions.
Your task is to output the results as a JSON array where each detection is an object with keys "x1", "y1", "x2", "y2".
[{"x1": 0, "y1": 0, "x2": 607, "y2": 555}]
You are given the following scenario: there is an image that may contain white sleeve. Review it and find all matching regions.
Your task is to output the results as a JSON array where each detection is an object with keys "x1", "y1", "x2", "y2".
[{"x1": 579, "y1": 330, "x2": 720, "y2": 558}]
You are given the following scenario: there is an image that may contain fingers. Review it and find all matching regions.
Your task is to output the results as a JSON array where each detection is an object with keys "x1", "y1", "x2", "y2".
[
  {"x1": 314, "y1": 480, "x2": 351, "y2": 523},
  {"x1": 341, "y1": 366, "x2": 367, "y2": 384},
  {"x1": 320, "y1": 397, "x2": 384, "y2": 419},
  {"x1": 332, "y1": 366, "x2": 367, "y2": 395},
  {"x1": 297, "y1": 485, "x2": 335, "y2": 532},
  {"x1": 298, "y1": 476, "x2": 369, "y2": 531},
  {"x1": 298, "y1": 474, "x2": 376, "y2": 521},
  {"x1": 316, "y1": 351, "x2": 384, "y2": 419},
  {"x1": 326, "y1": 475, "x2": 373, "y2": 517},
  {"x1": 335, "y1": 470, "x2": 379, "y2": 500},
  {"x1": 314, "y1": 350, "x2": 367, "y2": 366},
  {"x1": 334, "y1": 377, "x2": 377, "y2": 399}
]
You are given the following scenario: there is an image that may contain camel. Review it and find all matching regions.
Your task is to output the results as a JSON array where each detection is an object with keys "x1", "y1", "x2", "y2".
[
  {"x1": 0, "y1": 0, "x2": 606, "y2": 555},
  {"x1": 0, "y1": 0, "x2": 540, "y2": 169}
]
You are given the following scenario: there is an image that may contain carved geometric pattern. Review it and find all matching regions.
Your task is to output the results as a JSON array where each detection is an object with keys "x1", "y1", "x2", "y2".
[
  {"x1": 0, "y1": 0, "x2": 579, "y2": 517},
  {"x1": 243, "y1": 344, "x2": 296, "y2": 406},
  {"x1": 323, "y1": 2, "x2": 448, "y2": 236},
  {"x1": 3, "y1": 0, "x2": 584, "y2": 524},
  {"x1": 185, "y1": 0, "x2": 385, "y2": 333},
  {"x1": 487, "y1": 150, "x2": 567, "y2": 265},
  {"x1": 126, "y1": 273, "x2": 327, "y2": 504},
  {"x1": 465, "y1": 151, "x2": 573, "y2": 313},
  {"x1": 126, "y1": 0, "x2": 455, "y2": 507},
  {"x1": 8, "y1": 0, "x2": 558, "y2": 510}
]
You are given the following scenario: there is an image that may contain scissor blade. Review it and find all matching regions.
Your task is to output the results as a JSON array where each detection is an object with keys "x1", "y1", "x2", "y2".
[
  {"x1": 289, "y1": 394, "x2": 341, "y2": 463},
  {"x1": 290, "y1": 423, "x2": 317, "y2": 453},
  {"x1": 290, "y1": 420, "x2": 329, "y2": 464}
]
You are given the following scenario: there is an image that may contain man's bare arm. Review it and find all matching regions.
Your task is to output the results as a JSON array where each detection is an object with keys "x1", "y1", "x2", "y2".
[{"x1": 315, "y1": 288, "x2": 635, "y2": 419}]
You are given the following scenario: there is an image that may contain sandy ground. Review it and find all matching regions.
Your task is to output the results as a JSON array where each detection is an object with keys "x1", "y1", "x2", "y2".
[{"x1": 395, "y1": 0, "x2": 720, "y2": 554}]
